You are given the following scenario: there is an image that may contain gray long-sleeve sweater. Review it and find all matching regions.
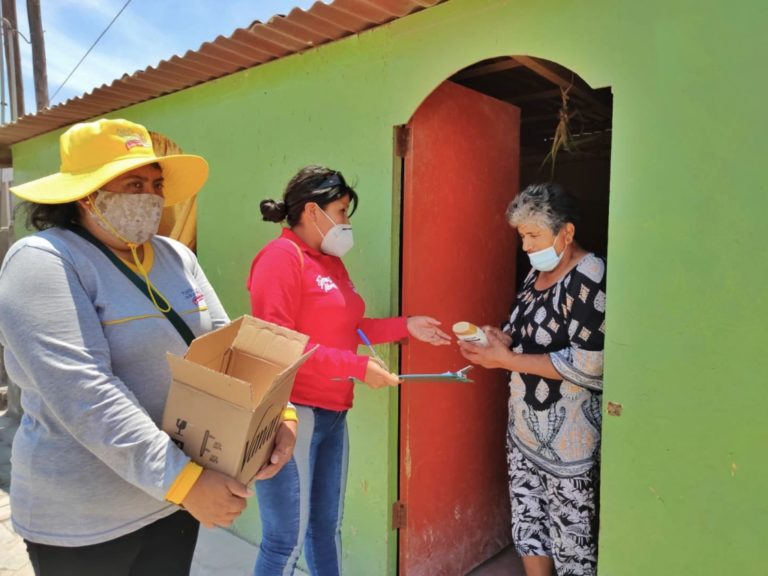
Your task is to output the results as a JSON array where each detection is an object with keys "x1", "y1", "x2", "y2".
[{"x1": 0, "y1": 227, "x2": 229, "y2": 546}]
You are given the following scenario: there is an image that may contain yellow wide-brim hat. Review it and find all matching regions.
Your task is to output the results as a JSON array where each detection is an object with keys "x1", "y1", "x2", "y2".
[{"x1": 10, "y1": 118, "x2": 208, "y2": 206}]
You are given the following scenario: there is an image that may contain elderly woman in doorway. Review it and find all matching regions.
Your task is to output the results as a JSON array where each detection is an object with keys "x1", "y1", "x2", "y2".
[
  {"x1": 247, "y1": 165, "x2": 451, "y2": 576},
  {"x1": 0, "y1": 118, "x2": 296, "y2": 576},
  {"x1": 459, "y1": 182, "x2": 606, "y2": 576}
]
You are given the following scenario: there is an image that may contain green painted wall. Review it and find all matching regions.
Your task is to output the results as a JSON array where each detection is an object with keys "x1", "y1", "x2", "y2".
[{"x1": 10, "y1": 0, "x2": 767, "y2": 574}]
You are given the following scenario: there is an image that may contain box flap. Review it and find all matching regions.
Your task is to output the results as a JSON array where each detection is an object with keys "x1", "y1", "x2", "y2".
[
  {"x1": 230, "y1": 316, "x2": 309, "y2": 369},
  {"x1": 258, "y1": 345, "x2": 317, "y2": 403},
  {"x1": 225, "y1": 349, "x2": 281, "y2": 388},
  {"x1": 167, "y1": 354, "x2": 253, "y2": 407},
  {"x1": 184, "y1": 318, "x2": 244, "y2": 369}
]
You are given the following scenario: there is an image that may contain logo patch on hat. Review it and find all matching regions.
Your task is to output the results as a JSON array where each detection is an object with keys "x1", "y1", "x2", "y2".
[
  {"x1": 125, "y1": 136, "x2": 149, "y2": 151},
  {"x1": 117, "y1": 128, "x2": 149, "y2": 151}
]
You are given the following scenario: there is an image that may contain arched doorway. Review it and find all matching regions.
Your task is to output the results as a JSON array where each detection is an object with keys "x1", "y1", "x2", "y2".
[{"x1": 396, "y1": 56, "x2": 612, "y2": 575}]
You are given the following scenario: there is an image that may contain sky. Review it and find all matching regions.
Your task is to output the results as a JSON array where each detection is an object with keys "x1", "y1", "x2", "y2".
[{"x1": 5, "y1": 0, "x2": 320, "y2": 119}]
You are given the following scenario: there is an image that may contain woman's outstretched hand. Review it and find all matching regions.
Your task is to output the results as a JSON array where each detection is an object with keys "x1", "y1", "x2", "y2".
[{"x1": 407, "y1": 316, "x2": 452, "y2": 346}]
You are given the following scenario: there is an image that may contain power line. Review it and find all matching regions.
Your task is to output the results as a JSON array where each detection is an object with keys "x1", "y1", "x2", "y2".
[
  {"x1": 1, "y1": 17, "x2": 30, "y2": 43},
  {"x1": 50, "y1": 0, "x2": 133, "y2": 103}
]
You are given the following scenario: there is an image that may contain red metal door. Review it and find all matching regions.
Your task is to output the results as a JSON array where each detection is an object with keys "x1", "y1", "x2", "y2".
[{"x1": 399, "y1": 80, "x2": 520, "y2": 575}]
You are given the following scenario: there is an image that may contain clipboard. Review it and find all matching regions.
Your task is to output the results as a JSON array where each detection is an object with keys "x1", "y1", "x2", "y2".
[
  {"x1": 332, "y1": 365, "x2": 475, "y2": 383},
  {"x1": 397, "y1": 365, "x2": 474, "y2": 383}
]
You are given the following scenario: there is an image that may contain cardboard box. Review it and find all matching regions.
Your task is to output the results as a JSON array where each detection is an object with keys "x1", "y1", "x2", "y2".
[{"x1": 162, "y1": 315, "x2": 314, "y2": 483}]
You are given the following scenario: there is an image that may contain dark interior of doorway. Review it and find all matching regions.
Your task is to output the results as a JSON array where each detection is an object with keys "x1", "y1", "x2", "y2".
[{"x1": 449, "y1": 56, "x2": 613, "y2": 289}]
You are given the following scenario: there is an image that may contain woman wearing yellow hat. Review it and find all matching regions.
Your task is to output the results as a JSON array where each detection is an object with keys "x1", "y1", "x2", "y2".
[{"x1": 0, "y1": 119, "x2": 294, "y2": 575}]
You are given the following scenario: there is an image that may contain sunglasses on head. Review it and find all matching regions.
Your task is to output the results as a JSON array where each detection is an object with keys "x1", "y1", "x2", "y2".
[{"x1": 310, "y1": 173, "x2": 346, "y2": 196}]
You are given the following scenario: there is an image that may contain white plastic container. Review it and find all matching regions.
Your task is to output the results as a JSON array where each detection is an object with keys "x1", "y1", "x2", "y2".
[{"x1": 452, "y1": 321, "x2": 488, "y2": 346}]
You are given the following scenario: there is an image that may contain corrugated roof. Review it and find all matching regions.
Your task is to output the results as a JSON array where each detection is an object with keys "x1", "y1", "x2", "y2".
[{"x1": 0, "y1": 0, "x2": 443, "y2": 149}]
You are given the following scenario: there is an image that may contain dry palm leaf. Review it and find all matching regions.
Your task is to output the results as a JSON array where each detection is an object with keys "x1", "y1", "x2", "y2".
[{"x1": 541, "y1": 84, "x2": 580, "y2": 176}]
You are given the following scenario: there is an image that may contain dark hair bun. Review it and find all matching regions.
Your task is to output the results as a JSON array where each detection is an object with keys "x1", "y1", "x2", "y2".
[{"x1": 260, "y1": 199, "x2": 288, "y2": 222}]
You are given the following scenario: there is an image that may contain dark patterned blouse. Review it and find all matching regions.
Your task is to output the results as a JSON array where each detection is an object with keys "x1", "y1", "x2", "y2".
[{"x1": 504, "y1": 253, "x2": 606, "y2": 477}]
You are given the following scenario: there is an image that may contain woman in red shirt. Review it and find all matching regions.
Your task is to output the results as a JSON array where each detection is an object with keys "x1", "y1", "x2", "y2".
[{"x1": 247, "y1": 165, "x2": 449, "y2": 576}]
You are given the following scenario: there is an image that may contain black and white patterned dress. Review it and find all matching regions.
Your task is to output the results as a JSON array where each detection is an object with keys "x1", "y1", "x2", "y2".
[
  {"x1": 505, "y1": 253, "x2": 606, "y2": 476},
  {"x1": 504, "y1": 253, "x2": 606, "y2": 575}
]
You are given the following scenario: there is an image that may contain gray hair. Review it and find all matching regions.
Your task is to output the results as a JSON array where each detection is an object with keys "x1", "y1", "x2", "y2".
[{"x1": 505, "y1": 182, "x2": 580, "y2": 233}]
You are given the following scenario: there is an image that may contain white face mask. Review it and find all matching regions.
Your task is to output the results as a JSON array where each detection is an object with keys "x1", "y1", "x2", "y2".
[
  {"x1": 315, "y1": 208, "x2": 354, "y2": 258},
  {"x1": 528, "y1": 232, "x2": 566, "y2": 272},
  {"x1": 89, "y1": 190, "x2": 164, "y2": 246}
]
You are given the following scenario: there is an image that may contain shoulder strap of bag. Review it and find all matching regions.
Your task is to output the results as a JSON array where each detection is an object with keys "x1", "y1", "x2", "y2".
[
  {"x1": 70, "y1": 226, "x2": 196, "y2": 346},
  {"x1": 285, "y1": 239, "x2": 304, "y2": 272}
]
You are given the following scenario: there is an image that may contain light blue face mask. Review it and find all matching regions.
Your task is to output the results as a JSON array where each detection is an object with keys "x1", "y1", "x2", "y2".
[{"x1": 527, "y1": 233, "x2": 565, "y2": 272}]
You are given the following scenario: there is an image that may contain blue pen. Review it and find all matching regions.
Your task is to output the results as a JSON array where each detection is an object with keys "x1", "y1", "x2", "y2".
[{"x1": 357, "y1": 328, "x2": 390, "y2": 372}]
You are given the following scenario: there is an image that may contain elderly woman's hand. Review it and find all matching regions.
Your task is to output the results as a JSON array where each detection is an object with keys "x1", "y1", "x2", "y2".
[
  {"x1": 484, "y1": 325, "x2": 512, "y2": 348},
  {"x1": 458, "y1": 329, "x2": 514, "y2": 370},
  {"x1": 407, "y1": 316, "x2": 452, "y2": 346}
]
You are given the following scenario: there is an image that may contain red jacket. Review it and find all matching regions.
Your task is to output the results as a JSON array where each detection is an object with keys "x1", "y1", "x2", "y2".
[{"x1": 247, "y1": 228, "x2": 408, "y2": 411}]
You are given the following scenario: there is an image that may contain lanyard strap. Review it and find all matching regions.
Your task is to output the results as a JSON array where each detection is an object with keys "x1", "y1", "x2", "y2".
[{"x1": 70, "y1": 226, "x2": 196, "y2": 346}]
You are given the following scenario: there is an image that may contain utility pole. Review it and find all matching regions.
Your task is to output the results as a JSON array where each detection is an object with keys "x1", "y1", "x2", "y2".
[
  {"x1": 0, "y1": 2, "x2": 5, "y2": 125},
  {"x1": 26, "y1": 0, "x2": 47, "y2": 110},
  {"x1": 2, "y1": 0, "x2": 24, "y2": 119}
]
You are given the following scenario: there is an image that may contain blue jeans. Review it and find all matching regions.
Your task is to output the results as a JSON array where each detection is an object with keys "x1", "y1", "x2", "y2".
[{"x1": 254, "y1": 405, "x2": 349, "y2": 576}]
